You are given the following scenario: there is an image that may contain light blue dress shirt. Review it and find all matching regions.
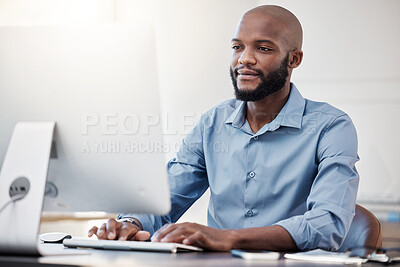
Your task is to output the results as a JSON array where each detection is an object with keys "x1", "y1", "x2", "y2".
[{"x1": 119, "y1": 83, "x2": 359, "y2": 251}]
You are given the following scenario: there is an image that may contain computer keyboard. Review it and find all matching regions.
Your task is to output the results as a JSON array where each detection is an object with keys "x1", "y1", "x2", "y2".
[{"x1": 63, "y1": 237, "x2": 203, "y2": 253}]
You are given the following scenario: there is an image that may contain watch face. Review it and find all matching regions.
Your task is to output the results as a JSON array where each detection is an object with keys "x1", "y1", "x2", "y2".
[
  {"x1": 118, "y1": 218, "x2": 132, "y2": 223},
  {"x1": 118, "y1": 218, "x2": 141, "y2": 229}
]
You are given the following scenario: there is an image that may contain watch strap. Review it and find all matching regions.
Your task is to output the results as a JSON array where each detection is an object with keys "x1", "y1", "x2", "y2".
[{"x1": 117, "y1": 218, "x2": 142, "y2": 230}]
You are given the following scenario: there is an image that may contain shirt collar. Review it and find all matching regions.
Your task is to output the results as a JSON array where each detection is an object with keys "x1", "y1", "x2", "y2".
[
  {"x1": 280, "y1": 83, "x2": 305, "y2": 129},
  {"x1": 225, "y1": 101, "x2": 246, "y2": 128},
  {"x1": 225, "y1": 83, "x2": 305, "y2": 131}
]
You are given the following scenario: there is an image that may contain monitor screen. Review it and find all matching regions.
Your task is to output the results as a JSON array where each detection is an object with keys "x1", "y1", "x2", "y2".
[{"x1": 0, "y1": 24, "x2": 171, "y2": 215}]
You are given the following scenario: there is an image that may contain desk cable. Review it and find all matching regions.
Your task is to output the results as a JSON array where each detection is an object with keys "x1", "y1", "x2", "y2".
[{"x1": 0, "y1": 194, "x2": 26, "y2": 214}]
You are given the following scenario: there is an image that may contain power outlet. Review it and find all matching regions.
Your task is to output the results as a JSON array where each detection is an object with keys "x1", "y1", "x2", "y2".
[{"x1": 9, "y1": 177, "x2": 30, "y2": 198}]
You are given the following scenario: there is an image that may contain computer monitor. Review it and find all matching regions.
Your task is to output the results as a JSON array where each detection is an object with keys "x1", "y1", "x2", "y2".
[{"x1": 0, "y1": 24, "x2": 171, "y2": 215}]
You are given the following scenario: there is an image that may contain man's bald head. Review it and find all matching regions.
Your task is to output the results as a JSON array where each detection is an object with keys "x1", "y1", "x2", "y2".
[
  {"x1": 230, "y1": 5, "x2": 304, "y2": 101},
  {"x1": 243, "y1": 5, "x2": 303, "y2": 50}
]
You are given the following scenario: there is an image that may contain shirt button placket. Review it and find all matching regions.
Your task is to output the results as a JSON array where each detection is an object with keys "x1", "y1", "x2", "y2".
[{"x1": 245, "y1": 135, "x2": 257, "y2": 227}]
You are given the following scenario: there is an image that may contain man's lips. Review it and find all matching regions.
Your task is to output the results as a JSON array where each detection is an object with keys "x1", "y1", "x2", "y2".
[
  {"x1": 237, "y1": 69, "x2": 259, "y2": 75},
  {"x1": 236, "y1": 68, "x2": 260, "y2": 80}
]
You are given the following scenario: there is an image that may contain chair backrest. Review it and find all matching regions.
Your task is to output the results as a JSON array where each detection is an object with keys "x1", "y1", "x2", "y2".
[{"x1": 338, "y1": 204, "x2": 382, "y2": 252}]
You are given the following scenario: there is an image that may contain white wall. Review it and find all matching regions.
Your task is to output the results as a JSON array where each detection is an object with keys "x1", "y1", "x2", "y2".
[
  {"x1": 0, "y1": 0, "x2": 115, "y2": 25},
  {"x1": 1, "y1": 0, "x2": 399, "y2": 228}
]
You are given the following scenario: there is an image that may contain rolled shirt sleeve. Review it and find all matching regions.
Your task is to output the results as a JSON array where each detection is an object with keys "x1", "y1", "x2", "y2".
[{"x1": 275, "y1": 114, "x2": 359, "y2": 251}]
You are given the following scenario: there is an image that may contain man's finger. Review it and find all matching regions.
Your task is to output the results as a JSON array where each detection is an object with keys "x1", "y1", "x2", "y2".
[
  {"x1": 88, "y1": 226, "x2": 98, "y2": 238},
  {"x1": 151, "y1": 223, "x2": 176, "y2": 242},
  {"x1": 183, "y1": 231, "x2": 209, "y2": 248},
  {"x1": 133, "y1": 230, "x2": 151, "y2": 241},
  {"x1": 106, "y1": 218, "x2": 118, "y2": 240},
  {"x1": 159, "y1": 227, "x2": 190, "y2": 243},
  {"x1": 118, "y1": 223, "x2": 139, "y2": 241},
  {"x1": 96, "y1": 223, "x2": 108, "y2": 240}
]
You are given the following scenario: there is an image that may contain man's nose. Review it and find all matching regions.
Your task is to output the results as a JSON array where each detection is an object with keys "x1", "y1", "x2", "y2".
[{"x1": 238, "y1": 48, "x2": 256, "y2": 65}]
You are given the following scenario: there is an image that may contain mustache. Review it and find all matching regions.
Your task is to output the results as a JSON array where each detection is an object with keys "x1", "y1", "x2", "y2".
[{"x1": 233, "y1": 66, "x2": 264, "y2": 76}]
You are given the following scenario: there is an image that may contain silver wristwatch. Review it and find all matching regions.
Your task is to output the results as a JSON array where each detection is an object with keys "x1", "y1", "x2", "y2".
[{"x1": 117, "y1": 218, "x2": 142, "y2": 229}]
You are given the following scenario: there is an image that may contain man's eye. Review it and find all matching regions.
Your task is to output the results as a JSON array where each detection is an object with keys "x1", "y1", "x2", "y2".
[
  {"x1": 258, "y1": 47, "x2": 271, "y2": 51},
  {"x1": 232, "y1": 45, "x2": 241, "y2": 50}
]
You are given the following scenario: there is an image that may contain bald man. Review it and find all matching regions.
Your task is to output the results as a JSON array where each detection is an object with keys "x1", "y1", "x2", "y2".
[{"x1": 89, "y1": 5, "x2": 359, "y2": 252}]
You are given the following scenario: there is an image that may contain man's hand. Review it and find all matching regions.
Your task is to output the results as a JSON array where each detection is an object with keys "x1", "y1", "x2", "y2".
[
  {"x1": 151, "y1": 222, "x2": 238, "y2": 251},
  {"x1": 88, "y1": 218, "x2": 150, "y2": 241}
]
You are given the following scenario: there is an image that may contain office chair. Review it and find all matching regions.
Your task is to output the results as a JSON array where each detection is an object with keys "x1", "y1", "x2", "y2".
[{"x1": 338, "y1": 204, "x2": 382, "y2": 252}]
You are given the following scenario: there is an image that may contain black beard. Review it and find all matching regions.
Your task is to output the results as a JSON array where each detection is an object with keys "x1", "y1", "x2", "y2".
[{"x1": 230, "y1": 54, "x2": 289, "y2": 102}]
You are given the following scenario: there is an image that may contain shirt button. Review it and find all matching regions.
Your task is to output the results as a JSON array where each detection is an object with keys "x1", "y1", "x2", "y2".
[
  {"x1": 253, "y1": 136, "x2": 258, "y2": 140},
  {"x1": 248, "y1": 171, "x2": 255, "y2": 178},
  {"x1": 246, "y1": 210, "x2": 254, "y2": 217}
]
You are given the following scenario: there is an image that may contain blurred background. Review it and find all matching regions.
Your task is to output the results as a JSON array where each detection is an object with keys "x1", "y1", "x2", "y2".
[{"x1": 0, "y1": 0, "x2": 399, "y2": 245}]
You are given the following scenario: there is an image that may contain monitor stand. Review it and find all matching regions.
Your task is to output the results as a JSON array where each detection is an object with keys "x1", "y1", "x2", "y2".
[{"x1": 0, "y1": 122, "x2": 55, "y2": 255}]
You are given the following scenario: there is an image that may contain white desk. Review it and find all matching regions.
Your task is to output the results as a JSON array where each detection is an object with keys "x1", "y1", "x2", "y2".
[{"x1": 1, "y1": 243, "x2": 399, "y2": 267}]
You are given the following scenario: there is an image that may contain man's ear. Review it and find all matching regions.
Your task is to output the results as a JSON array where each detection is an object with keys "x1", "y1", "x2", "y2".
[{"x1": 289, "y1": 50, "x2": 303, "y2": 69}]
